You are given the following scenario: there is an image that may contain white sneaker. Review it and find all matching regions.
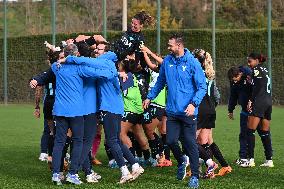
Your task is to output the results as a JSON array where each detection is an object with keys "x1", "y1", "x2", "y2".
[
  {"x1": 86, "y1": 173, "x2": 99, "y2": 183},
  {"x1": 240, "y1": 158, "x2": 255, "y2": 167},
  {"x1": 260, "y1": 160, "x2": 274, "y2": 167},
  {"x1": 132, "y1": 164, "x2": 144, "y2": 180},
  {"x1": 52, "y1": 173, "x2": 62, "y2": 185},
  {"x1": 38, "y1": 153, "x2": 48, "y2": 162},
  {"x1": 119, "y1": 173, "x2": 133, "y2": 184},
  {"x1": 91, "y1": 170, "x2": 102, "y2": 180}
]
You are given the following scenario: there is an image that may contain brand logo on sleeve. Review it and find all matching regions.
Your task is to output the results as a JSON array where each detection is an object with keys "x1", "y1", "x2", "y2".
[{"x1": 182, "y1": 66, "x2": 187, "y2": 71}]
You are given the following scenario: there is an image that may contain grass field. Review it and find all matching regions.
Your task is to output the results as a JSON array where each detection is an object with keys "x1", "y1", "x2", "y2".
[{"x1": 0, "y1": 104, "x2": 283, "y2": 189}]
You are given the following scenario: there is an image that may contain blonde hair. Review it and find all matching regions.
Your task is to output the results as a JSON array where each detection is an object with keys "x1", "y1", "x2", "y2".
[{"x1": 193, "y1": 49, "x2": 215, "y2": 80}]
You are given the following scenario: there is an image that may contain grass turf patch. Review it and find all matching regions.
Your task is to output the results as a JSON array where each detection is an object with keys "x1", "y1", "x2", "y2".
[{"x1": 0, "y1": 104, "x2": 283, "y2": 188}]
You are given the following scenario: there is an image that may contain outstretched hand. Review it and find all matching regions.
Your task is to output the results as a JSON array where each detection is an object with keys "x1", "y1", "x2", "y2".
[{"x1": 140, "y1": 45, "x2": 152, "y2": 55}]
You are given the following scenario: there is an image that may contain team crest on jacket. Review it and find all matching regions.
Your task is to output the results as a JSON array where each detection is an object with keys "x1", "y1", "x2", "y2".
[{"x1": 254, "y1": 70, "x2": 259, "y2": 76}]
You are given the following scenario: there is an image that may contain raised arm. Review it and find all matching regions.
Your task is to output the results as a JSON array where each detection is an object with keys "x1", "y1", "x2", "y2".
[
  {"x1": 64, "y1": 56, "x2": 111, "y2": 70},
  {"x1": 78, "y1": 64, "x2": 117, "y2": 80},
  {"x1": 30, "y1": 68, "x2": 55, "y2": 88},
  {"x1": 144, "y1": 61, "x2": 166, "y2": 109},
  {"x1": 141, "y1": 46, "x2": 163, "y2": 72}
]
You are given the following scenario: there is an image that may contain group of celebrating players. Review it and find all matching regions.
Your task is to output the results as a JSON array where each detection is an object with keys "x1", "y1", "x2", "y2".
[{"x1": 29, "y1": 11, "x2": 274, "y2": 188}]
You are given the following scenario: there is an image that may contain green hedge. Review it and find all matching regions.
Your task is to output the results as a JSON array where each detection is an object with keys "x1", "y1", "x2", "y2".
[{"x1": 0, "y1": 29, "x2": 284, "y2": 104}]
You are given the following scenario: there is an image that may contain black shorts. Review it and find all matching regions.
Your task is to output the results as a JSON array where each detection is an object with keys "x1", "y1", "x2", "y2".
[
  {"x1": 43, "y1": 97, "x2": 55, "y2": 120},
  {"x1": 251, "y1": 103, "x2": 272, "y2": 120},
  {"x1": 151, "y1": 106, "x2": 166, "y2": 121},
  {"x1": 122, "y1": 111, "x2": 143, "y2": 125},
  {"x1": 197, "y1": 114, "x2": 216, "y2": 129},
  {"x1": 142, "y1": 107, "x2": 154, "y2": 124}
]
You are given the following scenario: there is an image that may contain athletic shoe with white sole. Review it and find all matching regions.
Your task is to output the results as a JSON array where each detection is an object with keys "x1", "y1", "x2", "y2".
[
  {"x1": 176, "y1": 155, "x2": 190, "y2": 180},
  {"x1": 204, "y1": 162, "x2": 218, "y2": 179},
  {"x1": 132, "y1": 165, "x2": 144, "y2": 180},
  {"x1": 188, "y1": 176, "x2": 199, "y2": 188},
  {"x1": 86, "y1": 173, "x2": 99, "y2": 183},
  {"x1": 52, "y1": 173, "x2": 62, "y2": 185},
  {"x1": 240, "y1": 158, "x2": 255, "y2": 168},
  {"x1": 260, "y1": 160, "x2": 274, "y2": 167},
  {"x1": 119, "y1": 173, "x2": 133, "y2": 184},
  {"x1": 91, "y1": 170, "x2": 102, "y2": 180},
  {"x1": 39, "y1": 153, "x2": 48, "y2": 162},
  {"x1": 66, "y1": 173, "x2": 82, "y2": 185}
]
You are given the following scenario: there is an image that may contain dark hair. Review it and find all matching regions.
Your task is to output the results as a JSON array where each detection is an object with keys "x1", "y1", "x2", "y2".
[
  {"x1": 192, "y1": 49, "x2": 206, "y2": 64},
  {"x1": 120, "y1": 59, "x2": 137, "y2": 73},
  {"x1": 248, "y1": 52, "x2": 267, "y2": 63},
  {"x1": 227, "y1": 66, "x2": 241, "y2": 81},
  {"x1": 169, "y1": 33, "x2": 184, "y2": 45},
  {"x1": 46, "y1": 49, "x2": 62, "y2": 64},
  {"x1": 133, "y1": 11, "x2": 154, "y2": 26},
  {"x1": 76, "y1": 42, "x2": 92, "y2": 57}
]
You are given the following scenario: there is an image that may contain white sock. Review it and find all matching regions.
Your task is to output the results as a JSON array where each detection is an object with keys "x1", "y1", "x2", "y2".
[
  {"x1": 132, "y1": 163, "x2": 140, "y2": 171},
  {"x1": 120, "y1": 165, "x2": 130, "y2": 176},
  {"x1": 199, "y1": 158, "x2": 204, "y2": 164},
  {"x1": 109, "y1": 159, "x2": 115, "y2": 164},
  {"x1": 206, "y1": 159, "x2": 214, "y2": 167}
]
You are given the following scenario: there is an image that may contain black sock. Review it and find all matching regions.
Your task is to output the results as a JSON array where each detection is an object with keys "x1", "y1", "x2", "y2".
[
  {"x1": 161, "y1": 134, "x2": 170, "y2": 160},
  {"x1": 104, "y1": 143, "x2": 114, "y2": 160},
  {"x1": 60, "y1": 139, "x2": 69, "y2": 172},
  {"x1": 198, "y1": 144, "x2": 210, "y2": 162},
  {"x1": 203, "y1": 143, "x2": 213, "y2": 159},
  {"x1": 247, "y1": 129, "x2": 256, "y2": 159},
  {"x1": 153, "y1": 133, "x2": 163, "y2": 156},
  {"x1": 48, "y1": 134, "x2": 54, "y2": 157},
  {"x1": 131, "y1": 135, "x2": 142, "y2": 157},
  {"x1": 149, "y1": 139, "x2": 157, "y2": 158},
  {"x1": 259, "y1": 130, "x2": 273, "y2": 160},
  {"x1": 210, "y1": 142, "x2": 228, "y2": 167},
  {"x1": 142, "y1": 149, "x2": 151, "y2": 160},
  {"x1": 88, "y1": 151, "x2": 93, "y2": 172}
]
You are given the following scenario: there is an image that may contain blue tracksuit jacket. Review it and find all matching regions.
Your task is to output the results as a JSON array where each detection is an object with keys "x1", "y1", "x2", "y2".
[{"x1": 147, "y1": 48, "x2": 207, "y2": 116}]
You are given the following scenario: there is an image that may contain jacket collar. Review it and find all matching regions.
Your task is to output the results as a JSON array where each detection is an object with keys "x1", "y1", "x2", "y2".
[{"x1": 170, "y1": 48, "x2": 190, "y2": 65}]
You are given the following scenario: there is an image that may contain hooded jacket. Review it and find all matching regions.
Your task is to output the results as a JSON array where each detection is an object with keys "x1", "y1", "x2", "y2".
[{"x1": 147, "y1": 48, "x2": 207, "y2": 116}]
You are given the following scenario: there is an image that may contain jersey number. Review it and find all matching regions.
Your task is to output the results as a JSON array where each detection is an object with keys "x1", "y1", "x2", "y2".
[
  {"x1": 206, "y1": 79, "x2": 213, "y2": 96},
  {"x1": 266, "y1": 75, "x2": 271, "y2": 94}
]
